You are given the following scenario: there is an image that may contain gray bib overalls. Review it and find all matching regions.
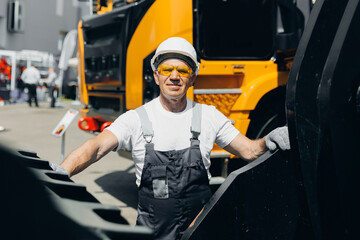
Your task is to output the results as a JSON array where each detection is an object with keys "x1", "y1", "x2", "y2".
[{"x1": 135, "y1": 103, "x2": 212, "y2": 240}]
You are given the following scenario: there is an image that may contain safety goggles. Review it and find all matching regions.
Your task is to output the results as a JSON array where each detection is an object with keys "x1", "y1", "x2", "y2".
[{"x1": 157, "y1": 64, "x2": 193, "y2": 78}]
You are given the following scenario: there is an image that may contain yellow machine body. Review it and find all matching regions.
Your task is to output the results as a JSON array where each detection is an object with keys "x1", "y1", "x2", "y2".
[{"x1": 77, "y1": 0, "x2": 302, "y2": 159}]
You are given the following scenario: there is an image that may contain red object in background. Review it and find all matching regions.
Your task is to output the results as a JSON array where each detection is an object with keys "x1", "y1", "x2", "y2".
[
  {"x1": 78, "y1": 116, "x2": 105, "y2": 131},
  {"x1": 100, "y1": 122, "x2": 113, "y2": 132},
  {"x1": 78, "y1": 116, "x2": 113, "y2": 132},
  {"x1": 0, "y1": 58, "x2": 11, "y2": 81}
]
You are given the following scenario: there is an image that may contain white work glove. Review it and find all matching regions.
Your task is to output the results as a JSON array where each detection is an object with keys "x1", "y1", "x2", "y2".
[
  {"x1": 49, "y1": 162, "x2": 70, "y2": 177},
  {"x1": 265, "y1": 126, "x2": 290, "y2": 151}
]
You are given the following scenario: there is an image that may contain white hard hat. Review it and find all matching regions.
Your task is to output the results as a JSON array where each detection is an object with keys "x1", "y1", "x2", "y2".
[{"x1": 151, "y1": 37, "x2": 200, "y2": 75}]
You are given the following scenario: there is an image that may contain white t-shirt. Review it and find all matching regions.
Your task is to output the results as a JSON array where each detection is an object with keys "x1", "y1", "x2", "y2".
[
  {"x1": 106, "y1": 97, "x2": 239, "y2": 186},
  {"x1": 21, "y1": 66, "x2": 40, "y2": 84}
]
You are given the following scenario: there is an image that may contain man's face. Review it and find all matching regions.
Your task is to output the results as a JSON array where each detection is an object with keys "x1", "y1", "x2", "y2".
[{"x1": 153, "y1": 58, "x2": 195, "y2": 100}]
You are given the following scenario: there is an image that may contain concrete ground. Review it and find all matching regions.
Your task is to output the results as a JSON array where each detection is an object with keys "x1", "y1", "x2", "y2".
[{"x1": 0, "y1": 100, "x2": 138, "y2": 225}]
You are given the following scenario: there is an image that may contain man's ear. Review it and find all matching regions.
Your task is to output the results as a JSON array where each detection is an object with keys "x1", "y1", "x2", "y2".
[{"x1": 153, "y1": 71, "x2": 159, "y2": 86}]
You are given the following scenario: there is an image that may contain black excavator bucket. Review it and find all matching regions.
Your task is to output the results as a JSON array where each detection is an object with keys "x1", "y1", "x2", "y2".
[{"x1": 183, "y1": 0, "x2": 360, "y2": 239}]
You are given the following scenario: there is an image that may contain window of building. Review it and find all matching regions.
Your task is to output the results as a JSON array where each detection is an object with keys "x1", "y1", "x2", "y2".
[{"x1": 7, "y1": 0, "x2": 24, "y2": 33}]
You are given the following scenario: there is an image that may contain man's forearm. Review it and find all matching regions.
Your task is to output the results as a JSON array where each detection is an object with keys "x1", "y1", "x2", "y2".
[
  {"x1": 237, "y1": 137, "x2": 267, "y2": 161},
  {"x1": 248, "y1": 137, "x2": 267, "y2": 161},
  {"x1": 61, "y1": 139, "x2": 99, "y2": 177},
  {"x1": 224, "y1": 134, "x2": 268, "y2": 161},
  {"x1": 60, "y1": 130, "x2": 118, "y2": 177}
]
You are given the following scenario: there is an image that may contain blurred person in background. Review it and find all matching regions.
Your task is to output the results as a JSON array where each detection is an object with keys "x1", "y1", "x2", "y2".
[
  {"x1": 21, "y1": 65, "x2": 40, "y2": 107},
  {"x1": 46, "y1": 68, "x2": 57, "y2": 108}
]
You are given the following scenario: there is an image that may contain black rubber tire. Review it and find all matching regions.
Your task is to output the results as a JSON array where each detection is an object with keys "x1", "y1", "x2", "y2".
[
  {"x1": 228, "y1": 87, "x2": 287, "y2": 174},
  {"x1": 246, "y1": 87, "x2": 287, "y2": 139}
]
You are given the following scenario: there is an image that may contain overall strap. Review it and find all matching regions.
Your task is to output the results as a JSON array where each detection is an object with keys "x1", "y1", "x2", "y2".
[
  {"x1": 191, "y1": 103, "x2": 202, "y2": 139},
  {"x1": 135, "y1": 106, "x2": 154, "y2": 143}
]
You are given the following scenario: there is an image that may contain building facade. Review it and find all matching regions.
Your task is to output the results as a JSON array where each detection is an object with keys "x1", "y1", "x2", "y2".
[{"x1": 0, "y1": 0, "x2": 91, "y2": 55}]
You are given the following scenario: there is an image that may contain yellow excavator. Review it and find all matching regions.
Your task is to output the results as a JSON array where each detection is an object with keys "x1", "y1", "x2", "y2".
[{"x1": 76, "y1": 0, "x2": 311, "y2": 174}]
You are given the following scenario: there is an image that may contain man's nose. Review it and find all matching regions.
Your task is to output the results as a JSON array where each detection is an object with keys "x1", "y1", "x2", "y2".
[{"x1": 169, "y1": 69, "x2": 180, "y2": 79}]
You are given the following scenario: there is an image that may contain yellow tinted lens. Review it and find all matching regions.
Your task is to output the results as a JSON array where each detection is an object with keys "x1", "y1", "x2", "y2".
[
  {"x1": 157, "y1": 65, "x2": 175, "y2": 76},
  {"x1": 157, "y1": 64, "x2": 192, "y2": 77},
  {"x1": 175, "y1": 66, "x2": 192, "y2": 77}
]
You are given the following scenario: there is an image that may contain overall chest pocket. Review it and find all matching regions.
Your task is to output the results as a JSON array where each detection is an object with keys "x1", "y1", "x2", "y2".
[{"x1": 151, "y1": 165, "x2": 169, "y2": 199}]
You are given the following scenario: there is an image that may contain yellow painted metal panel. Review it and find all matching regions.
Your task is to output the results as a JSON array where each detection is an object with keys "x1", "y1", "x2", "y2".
[
  {"x1": 77, "y1": 20, "x2": 88, "y2": 106},
  {"x1": 195, "y1": 59, "x2": 283, "y2": 111},
  {"x1": 195, "y1": 93, "x2": 242, "y2": 116},
  {"x1": 233, "y1": 71, "x2": 280, "y2": 110},
  {"x1": 96, "y1": 0, "x2": 113, "y2": 15}
]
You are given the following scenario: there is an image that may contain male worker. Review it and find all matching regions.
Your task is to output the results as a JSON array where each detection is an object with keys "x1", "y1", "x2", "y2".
[
  {"x1": 52, "y1": 37, "x2": 290, "y2": 240},
  {"x1": 21, "y1": 65, "x2": 41, "y2": 107},
  {"x1": 46, "y1": 68, "x2": 57, "y2": 108}
]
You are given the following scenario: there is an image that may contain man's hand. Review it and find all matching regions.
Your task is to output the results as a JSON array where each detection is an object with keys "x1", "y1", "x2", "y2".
[
  {"x1": 49, "y1": 162, "x2": 70, "y2": 177},
  {"x1": 265, "y1": 126, "x2": 290, "y2": 151}
]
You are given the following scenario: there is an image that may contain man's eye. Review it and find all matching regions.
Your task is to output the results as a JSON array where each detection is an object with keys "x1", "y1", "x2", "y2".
[
  {"x1": 162, "y1": 67, "x2": 174, "y2": 72},
  {"x1": 177, "y1": 67, "x2": 191, "y2": 75},
  {"x1": 177, "y1": 69, "x2": 188, "y2": 74}
]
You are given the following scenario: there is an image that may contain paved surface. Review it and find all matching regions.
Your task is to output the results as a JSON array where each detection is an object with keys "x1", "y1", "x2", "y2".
[{"x1": 0, "y1": 100, "x2": 138, "y2": 225}]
